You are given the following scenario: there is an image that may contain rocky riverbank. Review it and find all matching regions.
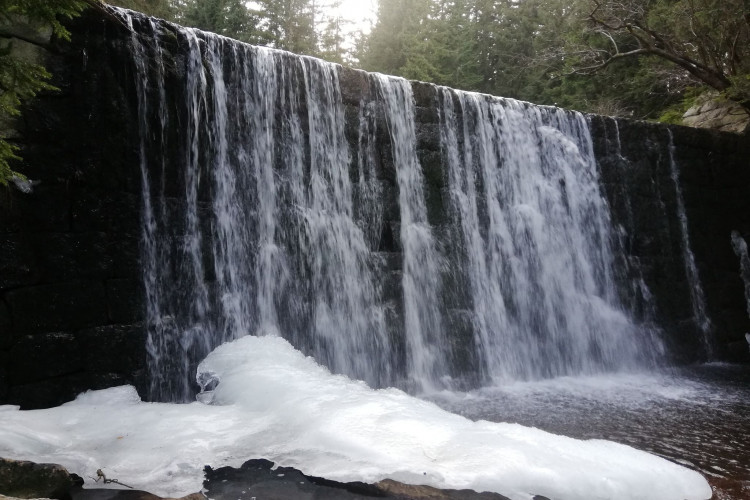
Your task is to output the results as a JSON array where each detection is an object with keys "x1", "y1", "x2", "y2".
[{"x1": 0, "y1": 458, "x2": 527, "y2": 500}]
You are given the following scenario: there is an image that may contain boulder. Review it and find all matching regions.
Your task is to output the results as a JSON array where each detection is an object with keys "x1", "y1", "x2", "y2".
[
  {"x1": 203, "y1": 459, "x2": 513, "y2": 500},
  {"x1": 0, "y1": 459, "x2": 75, "y2": 500},
  {"x1": 375, "y1": 479, "x2": 511, "y2": 499},
  {"x1": 682, "y1": 93, "x2": 750, "y2": 134}
]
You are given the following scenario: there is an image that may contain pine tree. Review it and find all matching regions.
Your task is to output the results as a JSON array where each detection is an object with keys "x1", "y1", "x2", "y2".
[{"x1": 0, "y1": 0, "x2": 94, "y2": 185}]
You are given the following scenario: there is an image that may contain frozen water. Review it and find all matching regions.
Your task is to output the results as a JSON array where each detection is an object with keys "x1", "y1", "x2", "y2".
[{"x1": 0, "y1": 336, "x2": 711, "y2": 500}]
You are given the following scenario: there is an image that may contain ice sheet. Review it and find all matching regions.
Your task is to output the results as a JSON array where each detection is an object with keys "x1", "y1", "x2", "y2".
[{"x1": 0, "y1": 336, "x2": 711, "y2": 500}]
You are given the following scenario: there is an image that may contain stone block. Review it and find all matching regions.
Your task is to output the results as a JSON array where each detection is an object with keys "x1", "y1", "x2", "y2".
[
  {"x1": 416, "y1": 122, "x2": 440, "y2": 151},
  {"x1": 338, "y1": 66, "x2": 371, "y2": 105},
  {"x1": 0, "y1": 184, "x2": 71, "y2": 234},
  {"x1": 5, "y1": 281, "x2": 108, "y2": 335},
  {"x1": 444, "y1": 309, "x2": 479, "y2": 382},
  {"x1": 106, "y1": 278, "x2": 145, "y2": 323},
  {"x1": 415, "y1": 105, "x2": 439, "y2": 124},
  {"x1": 110, "y1": 234, "x2": 140, "y2": 278},
  {"x1": 25, "y1": 232, "x2": 114, "y2": 283},
  {"x1": 0, "y1": 300, "x2": 11, "y2": 350},
  {"x1": 382, "y1": 270, "x2": 404, "y2": 306},
  {"x1": 71, "y1": 189, "x2": 140, "y2": 236},
  {"x1": 78, "y1": 323, "x2": 147, "y2": 375},
  {"x1": 0, "y1": 235, "x2": 40, "y2": 289},
  {"x1": 0, "y1": 351, "x2": 7, "y2": 400},
  {"x1": 8, "y1": 332, "x2": 82, "y2": 384},
  {"x1": 411, "y1": 81, "x2": 437, "y2": 108}
]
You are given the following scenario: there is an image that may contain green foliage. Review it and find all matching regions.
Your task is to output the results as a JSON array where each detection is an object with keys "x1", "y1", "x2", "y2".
[
  {"x1": 180, "y1": 0, "x2": 260, "y2": 42},
  {"x1": 254, "y1": 0, "x2": 316, "y2": 55},
  {"x1": 105, "y1": 0, "x2": 174, "y2": 20},
  {"x1": 657, "y1": 88, "x2": 704, "y2": 125},
  {"x1": 0, "y1": 0, "x2": 92, "y2": 186},
  {"x1": 0, "y1": 0, "x2": 90, "y2": 41},
  {"x1": 357, "y1": 0, "x2": 750, "y2": 120}
]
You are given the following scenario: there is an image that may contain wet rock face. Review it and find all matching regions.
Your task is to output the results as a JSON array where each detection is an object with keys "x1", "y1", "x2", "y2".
[
  {"x1": 1, "y1": 9, "x2": 750, "y2": 409},
  {"x1": 0, "y1": 458, "x2": 77, "y2": 499},
  {"x1": 590, "y1": 116, "x2": 750, "y2": 362},
  {"x1": 203, "y1": 459, "x2": 512, "y2": 500},
  {"x1": 0, "y1": 11, "x2": 146, "y2": 409}
]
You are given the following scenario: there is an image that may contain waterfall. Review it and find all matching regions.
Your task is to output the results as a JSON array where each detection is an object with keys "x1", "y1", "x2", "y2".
[
  {"x1": 374, "y1": 75, "x2": 449, "y2": 391},
  {"x1": 119, "y1": 10, "x2": 665, "y2": 400},
  {"x1": 667, "y1": 130, "x2": 713, "y2": 356},
  {"x1": 731, "y1": 231, "x2": 750, "y2": 322},
  {"x1": 438, "y1": 89, "x2": 661, "y2": 381}
]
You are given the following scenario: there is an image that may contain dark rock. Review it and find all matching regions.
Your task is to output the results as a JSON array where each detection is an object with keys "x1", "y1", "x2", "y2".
[
  {"x1": 416, "y1": 123, "x2": 440, "y2": 152},
  {"x1": 339, "y1": 67, "x2": 371, "y2": 106},
  {"x1": 0, "y1": 300, "x2": 12, "y2": 350},
  {"x1": 411, "y1": 81, "x2": 437, "y2": 108},
  {"x1": 415, "y1": 106, "x2": 439, "y2": 124},
  {"x1": 0, "y1": 185, "x2": 71, "y2": 234},
  {"x1": 0, "y1": 351, "x2": 8, "y2": 400},
  {"x1": 70, "y1": 489, "x2": 203, "y2": 500},
  {"x1": 204, "y1": 459, "x2": 384, "y2": 500},
  {"x1": 8, "y1": 333, "x2": 82, "y2": 384},
  {"x1": 22, "y1": 233, "x2": 114, "y2": 283},
  {"x1": 0, "y1": 235, "x2": 40, "y2": 289},
  {"x1": 203, "y1": 459, "x2": 512, "y2": 500},
  {"x1": 5, "y1": 282, "x2": 108, "y2": 336},
  {"x1": 71, "y1": 190, "x2": 139, "y2": 236},
  {"x1": 0, "y1": 458, "x2": 75, "y2": 500},
  {"x1": 375, "y1": 479, "x2": 511, "y2": 499},
  {"x1": 105, "y1": 280, "x2": 144, "y2": 324},
  {"x1": 78, "y1": 324, "x2": 147, "y2": 375}
]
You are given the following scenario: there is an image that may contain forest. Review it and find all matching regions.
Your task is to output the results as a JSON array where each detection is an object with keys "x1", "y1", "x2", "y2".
[
  {"x1": 107, "y1": 0, "x2": 750, "y2": 119},
  {"x1": 2, "y1": 0, "x2": 749, "y2": 184}
]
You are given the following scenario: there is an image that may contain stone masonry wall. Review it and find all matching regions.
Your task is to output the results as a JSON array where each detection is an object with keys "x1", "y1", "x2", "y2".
[
  {"x1": 1, "y1": 9, "x2": 748, "y2": 408},
  {"x1": 0, "y1": 13, "x2": 147, "y2": 408},
  {"x1": 591, "y1": 116, "x2": 750, "y2": 362}
]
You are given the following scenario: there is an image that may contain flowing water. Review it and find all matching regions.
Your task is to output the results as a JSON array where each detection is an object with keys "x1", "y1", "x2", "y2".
[
  {"x1": 429, "y1": 363, "x2": 750, "y2": 499},
  {"x1": 111, "y1": 8, "x2": 749, "y2": 496},
  {"x1": 437, "y1": 89, "x2": 663, "y2": 383},
  {"x1": 668, "y1": 130, "x2": 714, "y2": 355},
  {"x1": 122, "y1": 11, "x2": 665, "y2": 398}
]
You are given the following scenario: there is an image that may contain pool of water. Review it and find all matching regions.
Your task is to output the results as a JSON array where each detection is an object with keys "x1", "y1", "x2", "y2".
[{"x1": 428, "y1": 364, "x2": 750, "y2": 500}]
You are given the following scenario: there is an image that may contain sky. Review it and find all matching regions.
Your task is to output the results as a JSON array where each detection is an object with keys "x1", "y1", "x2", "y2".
[
  {"x1": 338, "y1": 0, "x2": 377, "y2": 33},
  {"x1": 333, "y1": 0, "x2": 377, "y2": 34}
]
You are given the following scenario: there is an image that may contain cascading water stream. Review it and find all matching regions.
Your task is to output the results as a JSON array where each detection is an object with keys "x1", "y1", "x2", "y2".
[
  {"x1": 667, "y1": 130, "x2": 713, "y2": 356},
  {"x1": 120, "y1": 8, "x2": 668, "y2": 400},
  {"x1": 374, "y1": 74, "x2": 449, "y2": 391},
  {"x1": 438, "y1": 89, "x2": 662, "y2": 381},
  {"x1": 731, "y1": 231, "x2": 750, "y2": 323}
]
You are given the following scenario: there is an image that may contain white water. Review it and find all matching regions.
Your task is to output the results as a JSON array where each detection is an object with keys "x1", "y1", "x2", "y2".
[
  {"x1": 0, "y1": 336, "x2": 712, "y2": 500},
  {"x1": 731, "y1": 230, "x2": 750, "y2": 321},
  {"x1": 0, "y1": 11, "x2": 720, "y2": 499},
  {"x1": 119, "y1": 10, "x2": 669, "y2": 396},
  {"x1": 667, "y1": 130, "x2": 713, "y2": 354},
  {"x1": 375, "y1": 74, "x2": 448, "y2": 391},
  {"x1": 438, "y1": 89, "x2": 662, "y2": 381}
]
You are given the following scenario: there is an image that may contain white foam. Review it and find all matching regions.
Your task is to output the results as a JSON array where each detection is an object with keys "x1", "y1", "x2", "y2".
[{"x1": 0, "y1": 336, "x2": 711, "y2": 500}]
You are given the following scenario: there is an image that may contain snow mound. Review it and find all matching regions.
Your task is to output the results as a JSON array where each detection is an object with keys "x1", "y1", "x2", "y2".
[{"x1": 0, "y1": 335, "x2": 711, "y2": 500}]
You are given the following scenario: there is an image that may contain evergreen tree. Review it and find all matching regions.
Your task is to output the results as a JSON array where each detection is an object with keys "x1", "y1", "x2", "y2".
[
  {"x1": 0, "y1": 0, "x2": 94, "y2": 185},
  {"x1": 105, "y1": 0, "x2": 174, "y2": 19},
  {"x1": 180, "y1": 0, "x2": 260, "y2": 42},
  {"x1": 255, "y1": 0, "x2": 317, "y2": 55},
  {"x1": 361, "y1": 0, "x2": 439, "y2": 81}
]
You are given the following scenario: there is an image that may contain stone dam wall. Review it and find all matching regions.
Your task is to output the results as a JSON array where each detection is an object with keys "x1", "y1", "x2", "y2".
[{"x1": 1, "y1": 10, "x2": 749, "y2": 408}]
